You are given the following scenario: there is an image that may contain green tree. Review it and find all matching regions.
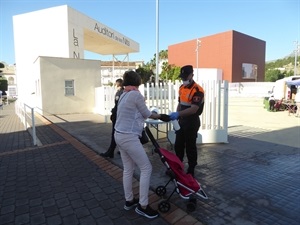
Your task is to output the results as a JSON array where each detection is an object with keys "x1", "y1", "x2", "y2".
[
  {"x1": 265, "y1": 56, "x2": 300, "y2": 80},
  {"x1": 285, "y1": 70, "x2": 294, "y2": 77},
  {"x1": 0, "y1": 77, "x2": 8, "y2": 95},
  {"x1": 265, "y1": 69, "x2": 284, "y2": 82},
  {"x1": 149, "y1": 49, "x2": 169, "y2": 71},
  {"x1": 0, "y1": 62, "x2": 8, "y2": 95},
  {"x1": 158, "y1": 49, "x2": 168, "y2": 60},
  {"x1": 160, "y1": 62, "x2": 181, "y2": 82},
  {"x1": 136, "y1": 66, "x2": 154, "y2": 84}
]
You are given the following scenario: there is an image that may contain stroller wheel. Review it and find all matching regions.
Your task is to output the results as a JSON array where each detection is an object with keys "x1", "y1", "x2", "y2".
[
  {"x1": 186, "y1": 198, "x2": 197, "y2": 212},
  {"x1": 155, "y1": 186, "x2": 167, "y2": 196},
  {"x1": 158, "y1": 200, "x2": 171, "y2": 213}
]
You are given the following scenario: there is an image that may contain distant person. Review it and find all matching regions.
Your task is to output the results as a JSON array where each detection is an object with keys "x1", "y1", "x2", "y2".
[
  {"x1": 100, "y1": 79, "x2": 124, "y2": 158},
  {"x1": 268, "y1": 95, "x2": 276, "y2": 111},
  {"x1": 295, "y1": 89, "x2": 300, "y2": 117},
  {"x1": 274, "y1": 98, "x2": 283, "y2": 111},
  {"x1": 0, "y1": 90, "x2": 3, "y2": 109}
]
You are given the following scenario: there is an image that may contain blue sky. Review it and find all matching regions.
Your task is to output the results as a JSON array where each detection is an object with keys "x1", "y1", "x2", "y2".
[{"x1": 0, "y1": 0, "x2": 299, "y2": 65}]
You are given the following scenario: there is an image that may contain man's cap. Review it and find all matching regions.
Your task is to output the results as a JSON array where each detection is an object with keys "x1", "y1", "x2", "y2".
[{"x1": 179, "y1": 65, "x2": 193, "y2": 78}]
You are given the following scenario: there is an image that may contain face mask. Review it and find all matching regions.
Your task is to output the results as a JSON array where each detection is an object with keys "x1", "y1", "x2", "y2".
[{"x1": 182, "y1": 80, "x2": 190, "y2": 86}]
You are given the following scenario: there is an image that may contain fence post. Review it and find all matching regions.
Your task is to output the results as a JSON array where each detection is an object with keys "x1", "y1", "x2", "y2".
[
  {"x1": 24, "y1": 104, "x2": 27, "y2": 129},
  {"x1": 223, "y1": 81, "x2": 229, "y2": 133},
  {"x1": 16, "y1": 101, "x2": 38, "y2": 146},
  {"x1": 31, "y1": 107, "x2": 37, "y2": 146}
]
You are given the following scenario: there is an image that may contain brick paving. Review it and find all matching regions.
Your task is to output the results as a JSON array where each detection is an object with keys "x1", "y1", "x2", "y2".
[
  {"x1": 0, "y1": 103, "x2": 200, "y2": 225},
  {"x1": 1, "y1": 100, "x2": 300, "y2": 225}
]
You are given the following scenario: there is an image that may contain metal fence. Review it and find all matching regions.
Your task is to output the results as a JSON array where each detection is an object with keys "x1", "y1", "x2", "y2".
[
  {"x1": 95, "y1": 80, "x2": 229, "y2": 144},
  {"x1": 15, "y1": 100, "x2": 38, "y2": 146}
]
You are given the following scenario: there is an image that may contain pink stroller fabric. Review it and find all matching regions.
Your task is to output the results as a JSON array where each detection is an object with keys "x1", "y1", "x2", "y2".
[{"x1": 160, "y1": 148, "x2": 200, "y2": 196}]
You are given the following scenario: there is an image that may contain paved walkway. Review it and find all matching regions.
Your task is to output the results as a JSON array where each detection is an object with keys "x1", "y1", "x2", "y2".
[
  {"x1": 0, "y1": 103, "x2": 201, "y2": 225},
  {"x1": 0, "y1": 98, "x2": 299, "y2": 225}
]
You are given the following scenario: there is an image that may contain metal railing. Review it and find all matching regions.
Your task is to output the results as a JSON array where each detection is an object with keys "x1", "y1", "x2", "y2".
[{"x1": 15, "y1": 100, "x2": 37, "y2": 146}]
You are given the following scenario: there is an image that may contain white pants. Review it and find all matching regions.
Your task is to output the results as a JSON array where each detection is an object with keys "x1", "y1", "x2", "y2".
[{"x1": 114, "y1": 132, "x2": 152, "y2": 207}]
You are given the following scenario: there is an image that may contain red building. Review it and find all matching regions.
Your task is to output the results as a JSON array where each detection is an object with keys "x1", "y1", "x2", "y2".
[{"x1": 168, "y1": 30, "x2": 266, "y2": 82}]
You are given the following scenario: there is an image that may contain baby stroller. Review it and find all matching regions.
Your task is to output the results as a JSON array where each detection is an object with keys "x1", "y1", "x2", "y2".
[
  {"x1": 274, "y1": 99, "x2": 284, "y2": 111},
  {"x1": 145, "y1": 126, "x2": 208, "y2": 213}
]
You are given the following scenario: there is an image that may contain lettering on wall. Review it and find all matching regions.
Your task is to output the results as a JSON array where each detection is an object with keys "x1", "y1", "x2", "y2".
[
  {"x1": 73, "y1": 52, "x2": 80, "y2": 59},
  {"x1": 94, "y1": 23, "x2": 130, "y2": 46},
  {"x1": 73, "y1": 29, "x2": 79, "y2": 46},
  {"x1": 72, "y1": 28, "x2": 80, "y2": 59}
]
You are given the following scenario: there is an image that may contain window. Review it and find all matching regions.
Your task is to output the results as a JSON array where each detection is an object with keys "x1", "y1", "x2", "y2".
[
  {"x1": 242, "y1": 63, "x2": 257, "y2": 79},
  {"x1": 8, "y1": 87, "x2": 17, "y2": 97},
  {"x1": 8, "y1": 77, "x2": 14, "y2": 85},
  {"x1": 65, "y1": 80, "x2": 74, "y2": 96}
]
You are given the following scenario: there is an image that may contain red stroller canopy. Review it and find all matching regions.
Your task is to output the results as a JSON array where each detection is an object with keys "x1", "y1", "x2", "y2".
[{"x1": 160, "y1": 148, "x2": 200, "y2": 196}]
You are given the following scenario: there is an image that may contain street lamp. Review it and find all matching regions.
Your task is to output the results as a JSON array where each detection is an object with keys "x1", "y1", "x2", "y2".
[
  {"x1": 155, "y1": 0, "x2": 159, "y2": 84},
  {"x1": 195, "y1": 39, "x2": 201, "y2": 77},
  {"x1": 294, "y1": 41, "x2": 299, "y2": 76}
]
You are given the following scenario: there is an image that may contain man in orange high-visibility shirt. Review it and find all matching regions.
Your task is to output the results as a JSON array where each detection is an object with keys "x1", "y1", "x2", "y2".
[{"x1": 169, "y1": 65, "x2": 205, "y2": 177}]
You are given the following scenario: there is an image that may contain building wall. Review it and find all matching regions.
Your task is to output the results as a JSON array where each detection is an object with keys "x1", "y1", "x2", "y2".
[
  {"x1": 35, "y1": 57, "x2": 101, "y2": 114},
  {"x1": 168, "y1": 30, "x2": 265, "y2": 82},
  {"x1": 13, "y1": 6, "x2": 72, "y2": 101},
  {"x1": 231, "y1": 31, "x2": 265, "y2": 82},
  {"x1": 13, "y1": 5, "x2": 139, "y2": 107}
]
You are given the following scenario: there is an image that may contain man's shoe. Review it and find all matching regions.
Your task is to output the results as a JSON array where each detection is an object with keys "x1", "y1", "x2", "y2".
[
  {"x1": 135, "y1": 204, "x2": 159, "y2": 219},
  {"x1": 187, "y1": 167, "x2": 195, "y2": 177},
  {"x1": 124, "y1": 198, "x2": 139, "y2": 210},
  {"x1": 100, "y1": 149, "x2": 114, "y2": 158}
]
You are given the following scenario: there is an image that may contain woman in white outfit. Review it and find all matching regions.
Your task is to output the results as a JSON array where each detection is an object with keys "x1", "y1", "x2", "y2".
[{"x1": 114, "y1": 70, "x2": 169, "y2": 219}]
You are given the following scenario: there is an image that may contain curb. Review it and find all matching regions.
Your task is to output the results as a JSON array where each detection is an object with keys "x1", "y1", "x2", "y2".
[{"x1": 36, "y1": 113, "x2": 204, "y2": 225}]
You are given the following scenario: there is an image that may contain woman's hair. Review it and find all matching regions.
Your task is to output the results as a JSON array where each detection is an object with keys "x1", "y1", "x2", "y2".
[{"x1": 122, "y1": 70, "x2": 141, "y2": 86}]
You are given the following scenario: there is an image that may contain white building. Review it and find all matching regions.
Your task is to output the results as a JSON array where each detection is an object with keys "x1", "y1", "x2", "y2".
[
  {"x1": 100, "y1": 60, "x2": 144, "y2": 85},
  {"x1": 13, "y1": 5, "x2": 139, "y2": 114},
  {"x1": 0, "y1": 62, "x2": 17, "y2": 98}
]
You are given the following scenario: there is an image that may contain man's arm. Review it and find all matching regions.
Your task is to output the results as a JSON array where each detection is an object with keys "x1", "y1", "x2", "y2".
[{"x1": 177, "y1": 104, "x2": 199, "y2": 117}]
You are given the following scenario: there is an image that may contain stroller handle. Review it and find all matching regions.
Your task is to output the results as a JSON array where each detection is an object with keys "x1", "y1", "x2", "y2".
[{"x1": 145, "y1": 126, "x2": 160, "y2": 150}]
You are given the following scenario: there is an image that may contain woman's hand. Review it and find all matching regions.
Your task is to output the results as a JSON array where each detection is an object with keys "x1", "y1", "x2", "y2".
[
  {"x1": 149, "y1": 112, "x2": 160, "y2": 120},
  {"x1": 159, "y1": 114, "x2": 171, "y2": 122}
]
